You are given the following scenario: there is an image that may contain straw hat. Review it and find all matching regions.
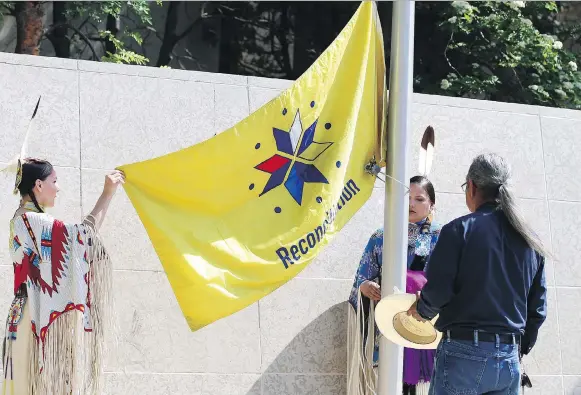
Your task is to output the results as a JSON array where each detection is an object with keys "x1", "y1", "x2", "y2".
[{"x1": 374, "y1": 293, "x2": 441, "y2": 350}]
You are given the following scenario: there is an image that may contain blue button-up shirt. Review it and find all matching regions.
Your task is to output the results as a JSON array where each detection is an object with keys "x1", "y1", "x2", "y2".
[{"x1": 417, "y1": 202, "x2": 547, "y2": 354}]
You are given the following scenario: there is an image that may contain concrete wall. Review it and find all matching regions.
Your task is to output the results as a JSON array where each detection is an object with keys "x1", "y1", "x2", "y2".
[{"x1": 0, "y1": 52, "x2": 580, "y2": 394}]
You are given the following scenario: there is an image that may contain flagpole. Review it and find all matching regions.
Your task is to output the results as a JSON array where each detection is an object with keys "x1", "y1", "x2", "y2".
[{"x1": 377, "y1": 1, "x2": 415, "y2": 395}]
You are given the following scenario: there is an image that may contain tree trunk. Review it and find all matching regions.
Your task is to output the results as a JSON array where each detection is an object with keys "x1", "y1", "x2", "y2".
[
  {"x1": 105, "y1": 13, "x2": 120, "y2": 55},
  {"x1": 217, "y1": 4, "x2": 237, "y2": 74},
  {"x1": 47, "y1": 2, "x2": 70, "y2": 58},
  {"x1": 278, "y1": 4, "x2": 293, "y2": 79},
  {"x1": 291, "y1": 3, "x2": 314, "y2": 79},
  {"x1": 14, "y1": 1, "x2": 45, "y2": 55},
  {"x1": 156, "y1": 1, "x2": 181, "y2": 67}
]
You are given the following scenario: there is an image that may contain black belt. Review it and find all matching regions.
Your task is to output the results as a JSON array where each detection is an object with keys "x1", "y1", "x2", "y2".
[{"x1": 447, "y1": 329, "x2": 520, "y2": 345}]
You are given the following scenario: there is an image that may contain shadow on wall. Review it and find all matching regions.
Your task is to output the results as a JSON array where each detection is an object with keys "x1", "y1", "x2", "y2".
[
  {"x1": 247, "y1": 302, "x2": 349, "y2": 395},
  {"x1": 568, "y1": 378, "x2": 581, "y2": 395}
]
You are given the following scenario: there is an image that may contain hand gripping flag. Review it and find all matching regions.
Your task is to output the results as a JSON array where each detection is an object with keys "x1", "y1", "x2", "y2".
[{"x1": 118, "y1": 1, "x2": 387, "y2": 331}]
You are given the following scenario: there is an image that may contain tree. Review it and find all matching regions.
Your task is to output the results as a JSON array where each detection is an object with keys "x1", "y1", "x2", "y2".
[
  {"x1": 60, "y1": 1, "x2": 154, "y2": 64},
  {"x1": 422, "y1": 1, "x2": 581, "y2": 108},
  {"x1": 214, "y1": 1, "x2": 581, "y2": 109},
  {"x1": 0, "y1": 1, "x2": 223, "y2": 68},
  {"x1": 155, "y1": 1, "x2": 214, "y2": 67},
  {"x1": 13, "y1": 2, "x2": 44, "y2": 55},
  {"x1": 0, "y1": 1, "x2": 156, "y2": 64},
  {"x1": 216, "y1": 2, "x2": 358, "y2": 78},
  {"x1": 217, "y1": 2, "x2": 296, "y2": 77},
  {"x1": 46, "y1": 2, "x2": 70, "y2": 58}
]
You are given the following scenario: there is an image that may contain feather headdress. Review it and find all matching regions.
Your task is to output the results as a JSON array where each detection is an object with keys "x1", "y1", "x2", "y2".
[{"x1": 0, "y1": 96, "x2": 41, "y2": 194}]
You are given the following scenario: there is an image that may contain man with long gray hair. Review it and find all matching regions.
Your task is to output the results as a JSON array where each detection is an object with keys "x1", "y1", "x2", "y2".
[{"x1": 407, "y1": 153, "x2": 547, "y2": 394}]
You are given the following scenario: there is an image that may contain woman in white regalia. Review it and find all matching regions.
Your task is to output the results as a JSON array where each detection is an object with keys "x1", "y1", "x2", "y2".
[{"x1": 2, "y1": 157, "x2": 124, "y2": 395}]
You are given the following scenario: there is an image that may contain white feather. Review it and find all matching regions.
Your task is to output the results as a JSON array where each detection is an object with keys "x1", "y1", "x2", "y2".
[
  {"x1": 418, "y1": 142, "x2": 434, "y2": 176},
  {"x1": 0, "y1": 97, "x2": 41, "y2": 192},
  {"x1": 18, "y1": 96, "x2": 41, "y2": 162},
  {"x1": 418, "y1": 126, "x2": 435, "y2": 176}
]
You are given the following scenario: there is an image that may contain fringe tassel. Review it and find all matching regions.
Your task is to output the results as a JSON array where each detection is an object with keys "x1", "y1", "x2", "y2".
[
  {"x1": 33, "y1": 312, "x2": 76, "y2": 395},
  {"x1": 82, "y1": 225, "x2": 115, "y2": 395},
  {"x1": 27, "y1": 324, "x2": 36, "y2": 395},
  {"x1": 347, "y1": 290, "x2": 377, "y2": 395},
  {"x1": 23, "y1": 223, "x2": 114, "y2": 395},
  {"x1": 416, "y1": 382, "x2": 430, "y2": 395}
]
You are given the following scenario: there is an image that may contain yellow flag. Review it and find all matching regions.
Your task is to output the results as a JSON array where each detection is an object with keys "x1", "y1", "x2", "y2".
[{"x1": 118, "y1": 2, "x2": 386, "y2": 331}]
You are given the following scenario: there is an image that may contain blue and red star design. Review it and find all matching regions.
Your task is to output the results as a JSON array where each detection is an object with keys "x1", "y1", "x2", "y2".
[{"x1": 254, "y1": 107, "x2": 333, "y2": 206}]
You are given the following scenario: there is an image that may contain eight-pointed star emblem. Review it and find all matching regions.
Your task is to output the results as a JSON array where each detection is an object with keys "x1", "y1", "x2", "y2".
[{"x1": 254, "y1": 109, "x2": 333, "y2": 205}]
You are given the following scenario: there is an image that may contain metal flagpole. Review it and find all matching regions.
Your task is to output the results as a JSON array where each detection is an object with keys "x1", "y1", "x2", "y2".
[{"x1": 377, "y1": 1, "x2": 415, "y2": 395}]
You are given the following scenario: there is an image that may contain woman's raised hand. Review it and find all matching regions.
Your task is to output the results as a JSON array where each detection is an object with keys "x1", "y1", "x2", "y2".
[{"x1": 103, "y1": 170, "x2": 125, "y2": 197}]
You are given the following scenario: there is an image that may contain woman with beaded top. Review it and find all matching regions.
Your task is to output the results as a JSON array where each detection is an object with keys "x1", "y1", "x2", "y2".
[{"x1": 347, "y1": 175, "x2": 441, "y2": 395}]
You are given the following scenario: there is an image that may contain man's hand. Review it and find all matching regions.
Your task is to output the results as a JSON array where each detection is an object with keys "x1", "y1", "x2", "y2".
[{"x1": 407, "y1": 292, "x2": 427, "y2": 322}]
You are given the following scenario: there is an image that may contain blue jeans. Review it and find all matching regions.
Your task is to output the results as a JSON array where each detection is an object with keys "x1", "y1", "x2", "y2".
[{"x1": 429, "y1": 332, "x2": 521, "y2": 395}]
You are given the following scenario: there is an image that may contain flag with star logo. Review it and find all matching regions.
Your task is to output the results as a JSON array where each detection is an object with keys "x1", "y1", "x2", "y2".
[{"x1": 118, "y1": 1, "x2": 386, "y2": 331}]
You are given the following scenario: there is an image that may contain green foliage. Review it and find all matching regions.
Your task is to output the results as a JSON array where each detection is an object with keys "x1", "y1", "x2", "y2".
[
  {"x1": 100, "y1": 30, "x2": 148, "y2": 65},
  {"x1": 217, "y1": 1, "x2": 581, "y2": 108},
  {"x1": 66, "y1": 1, "x2": 153, "y2": 25},
  {"x1": 435, "y1": 1, "x2": 581, "y2": 108},
  {"x1": 0, "y1": 1, "x2": 13, "y2": 12},
  {"x1": 63, "y1": 1, "x2": 156, "y2": 65},
  {"x1": 0, "y1": 2, "x2": 14, "y2": 23}
]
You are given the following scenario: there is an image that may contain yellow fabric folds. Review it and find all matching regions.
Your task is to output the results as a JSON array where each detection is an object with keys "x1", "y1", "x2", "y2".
[{"x1": 118, "y1": 1, "x2": 386, "y2": 331}]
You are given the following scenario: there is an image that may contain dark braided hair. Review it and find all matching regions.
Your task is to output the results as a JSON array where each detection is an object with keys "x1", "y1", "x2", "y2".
[
  {"x1": 17, "y1": 158, "x2": 53, "y2": 213},
  {"x1": 410, "y1": 175, "x2": 435, "y2": 235}
]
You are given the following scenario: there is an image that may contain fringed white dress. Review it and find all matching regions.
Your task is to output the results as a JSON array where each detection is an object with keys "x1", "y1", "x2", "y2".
[{"x1": 2, "y1": 202, "x2": 112, "y2": 395}]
